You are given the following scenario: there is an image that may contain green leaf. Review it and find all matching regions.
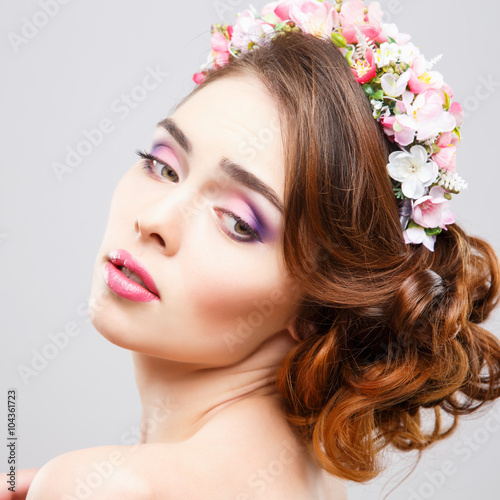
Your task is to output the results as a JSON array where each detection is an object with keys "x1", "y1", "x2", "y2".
[
  {"x1": 363, "y1": 84, "x2": 374, "y2": 96},
  {"x1": 388, "y1": 37, "x2": 396, "y2": 44},
  {"x1": 392, "y1": 185, "x2": 405, "y2": 199},
  {"x1": 373, "y1": 89, "x2": 384, "y2": 100},
  {"x1": 454, "y1": 126, "x2": 461, "y2": 142},
  {"x1": 443, "y1": 91, "x2": 451, "y2": 111},
  {"x1": 425, "y1": 227, "x2": 442, "y2": 236},
  {"x1": 345, "y1": 48, "x2": 354, "y2": 67},
  {"x1": 431, "y1": 143, "x2": 441, "y2": 154}
]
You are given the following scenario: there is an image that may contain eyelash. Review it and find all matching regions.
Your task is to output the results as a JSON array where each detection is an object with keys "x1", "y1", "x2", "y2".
[{"x1": 135, "y1": 149, "x2": 263, "y2": 243}]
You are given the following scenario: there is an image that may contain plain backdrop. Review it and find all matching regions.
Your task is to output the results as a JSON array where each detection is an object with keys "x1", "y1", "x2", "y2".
[{"x1": 1, "y1": 1, "x2": 499, "y2": 499}]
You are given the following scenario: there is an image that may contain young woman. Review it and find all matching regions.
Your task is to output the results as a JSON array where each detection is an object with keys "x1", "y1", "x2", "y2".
[{"x1": 6, "y1": 1, "x2": 500, "y2": 499}]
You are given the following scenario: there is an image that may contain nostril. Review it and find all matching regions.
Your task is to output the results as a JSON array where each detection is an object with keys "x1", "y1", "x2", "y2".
[{"x1": 152, "y1": 233, "x2": 166, "y2": 247}]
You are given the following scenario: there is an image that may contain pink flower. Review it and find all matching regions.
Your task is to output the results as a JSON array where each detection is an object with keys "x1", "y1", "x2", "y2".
[
  {"x1": 261, "y1": 0, "x2": 301, "y2": 21},
  {"x1": 193, "y1": 72, "x2": 207, "y2": 84},
  {"x1": 381, "y1": 112, "x2": 416, "y2": 147},
  {"x1": 381, "y1": 114, "x2": 415, "y2": 146},
  {"x1": 449, "y1": 102, "x2": 464, "y2": 127},
  {"x1": 231, "y1": 9, "x2": 275, "y2": 53},
  {"x1": 397, "y1": 90, "x2": 456, "y2": 142},
  {"x1": 351, "y1": 49, "x2": 376, "y2": 84},
  {"x1": 404, "y1": 225, "x2": 436, "y2": 251},
  {"x1": 392, "y1": 120, "x2": 417, "y2": 146},
  {"x1": 340, "y1": 0, "x2": 383, "y2": 44},
  {"x1": 412, "y1": 186, "x2": 456, "y2": 230},
  {"x1": 381, "y1": 115, "x2": 396, "y2": 140},
  {"x1": 431, "y1": 132, "x2": 459, "y2": 173},
  {"x1": 408, "y1": 55, "x2": 444, "y2": 93},
  {"x1": 211, "y1": 31, "x2": 231, "y2": 67},
  {"x1": 211, "y1": 31, "x2": 229, "y2": 52},
  {"x1": 289, "y1": 1, "x2": 339, "y2": 37}
]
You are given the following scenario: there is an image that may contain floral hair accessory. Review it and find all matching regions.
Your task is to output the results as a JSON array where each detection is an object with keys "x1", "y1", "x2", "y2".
[{"x1": 193, "y1": 0, "x2": 467, "y2": 252}]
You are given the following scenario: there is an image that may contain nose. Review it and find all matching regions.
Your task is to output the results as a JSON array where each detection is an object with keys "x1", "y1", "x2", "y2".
[{"x1": 134, "y1": 195, "x2": 184, "y2": 256}]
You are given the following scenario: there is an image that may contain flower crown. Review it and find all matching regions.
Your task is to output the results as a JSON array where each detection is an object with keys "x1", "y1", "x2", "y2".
[{"x1": 193, "y1": 0, "x2": 467, "y2": 252}]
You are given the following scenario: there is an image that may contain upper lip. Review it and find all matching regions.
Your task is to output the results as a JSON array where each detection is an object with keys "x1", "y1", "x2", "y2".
[{"x1": 107, "y1": 249, "x2": 160, "y2": 297}]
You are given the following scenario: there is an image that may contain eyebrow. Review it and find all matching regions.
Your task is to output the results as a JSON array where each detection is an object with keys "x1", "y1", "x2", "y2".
[
  {"x1": 156, "y1": 117, "x2": 284, "y2": 214},
  {"x1": 157, "y1": 118, "x2": 192, "y2": 154}
]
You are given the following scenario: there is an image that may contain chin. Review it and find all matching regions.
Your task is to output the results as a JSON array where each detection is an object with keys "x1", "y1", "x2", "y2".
[
  {"x1": 89, "y1": 299, "x2": 131, "y2": 350},
  {"x1": 87, "y1": 274, "x2": 135, "y2": 349}
]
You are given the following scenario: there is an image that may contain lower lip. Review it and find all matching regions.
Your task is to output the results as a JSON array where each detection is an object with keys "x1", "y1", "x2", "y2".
[{"x1": 103, "y1": 262, "x2": 160, "y2": 302}]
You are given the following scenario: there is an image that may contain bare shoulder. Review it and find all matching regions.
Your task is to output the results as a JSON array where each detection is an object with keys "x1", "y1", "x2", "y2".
[
  {"x1": 26, "y1": 397, "x2": 347, "y2": 500},
  {"x1": 26, "y1": 445, "x2": 154, "y2": 500}
]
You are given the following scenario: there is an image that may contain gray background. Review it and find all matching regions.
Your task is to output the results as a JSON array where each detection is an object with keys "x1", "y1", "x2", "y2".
[{"x1": 1, "y1": 1, "x2": 499, "y2": 498}]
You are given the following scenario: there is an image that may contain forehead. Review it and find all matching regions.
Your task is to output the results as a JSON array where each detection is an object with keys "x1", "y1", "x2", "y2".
[
  {"x1": 174, "y1": 75, "x2": 280, "y2": 137},
  {"x1": 170, "y1": 76, "x2": 285, "y2": 193}
]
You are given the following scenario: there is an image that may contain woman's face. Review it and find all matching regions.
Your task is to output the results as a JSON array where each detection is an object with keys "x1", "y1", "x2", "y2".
[{"x1": 88, "y1": 75, "x2": 301, "y2": 365}]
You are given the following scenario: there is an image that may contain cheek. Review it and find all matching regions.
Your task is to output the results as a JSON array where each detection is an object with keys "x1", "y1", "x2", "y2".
[{"x1": 178, "y1": 244, "x2": 294, "y2": 354}]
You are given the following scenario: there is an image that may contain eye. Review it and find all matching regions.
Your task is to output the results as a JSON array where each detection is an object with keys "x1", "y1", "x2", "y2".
[
  {"x1": 136, "y1": 149, "x2": 179, "y2": 183},
  {"x1": 214, "y1": 208, "x2": 263, "y2": 243},
  {"x1": 135, "y1": 149, "x2": 263, "y2": 244}
]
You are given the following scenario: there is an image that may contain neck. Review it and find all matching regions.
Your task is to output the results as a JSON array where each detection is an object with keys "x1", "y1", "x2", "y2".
[{"x1": 131, "y1": 330, "x2": 295, "y2": 444}]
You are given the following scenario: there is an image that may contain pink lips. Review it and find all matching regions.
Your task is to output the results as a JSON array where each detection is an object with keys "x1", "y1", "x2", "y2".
[{"x1": 103, "y1": 249, "x2": 160, "y2": 302}]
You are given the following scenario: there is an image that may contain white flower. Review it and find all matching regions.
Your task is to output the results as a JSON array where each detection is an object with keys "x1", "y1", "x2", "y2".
[
  {"x1": 398, "y1": 42, "x2": 421, "y2": 66},
  {"x1": 380, "y1": 69, "x2": 411, "y2": 97},
  {"x1": 404, "y1": 225, "x2": 436, "y2": 251},
  {"x1": 437, "y1": 170, "x2": 469, "y2": 192},
  {"x1": 375, "y1": 42, "x2": 402, "y2": 68},
  {"x1": 381, "y1": 23, "x2": 412, "y2": 45},
  {"x1": 387, "y1": 145, "x2": 439, "y2": 199}
]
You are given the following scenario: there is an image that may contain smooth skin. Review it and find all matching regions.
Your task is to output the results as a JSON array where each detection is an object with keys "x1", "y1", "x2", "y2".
[{"x1": 20, "y1": 76, "x2": 347, "y2": 499}]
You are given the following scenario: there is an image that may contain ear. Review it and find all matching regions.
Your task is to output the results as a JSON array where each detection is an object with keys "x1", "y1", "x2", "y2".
[{"x1": 285, "y1": 317, "x2": 300, "y2": 342}]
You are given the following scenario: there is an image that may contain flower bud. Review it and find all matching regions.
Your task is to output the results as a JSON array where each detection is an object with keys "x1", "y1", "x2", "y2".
[{"x1": 331, "y1": 32, "x2": 347, "y2": 48}]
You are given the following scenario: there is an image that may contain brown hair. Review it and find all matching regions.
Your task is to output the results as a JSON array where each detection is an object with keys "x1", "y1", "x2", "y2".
[{"x1": 189, "y1": 31, "x2": 500, "y2": 482}]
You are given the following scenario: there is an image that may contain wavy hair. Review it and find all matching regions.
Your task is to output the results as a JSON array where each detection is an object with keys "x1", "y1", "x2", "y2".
[{"x1": 188, "y1": 30, "x2": 500, "y2": 483}]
